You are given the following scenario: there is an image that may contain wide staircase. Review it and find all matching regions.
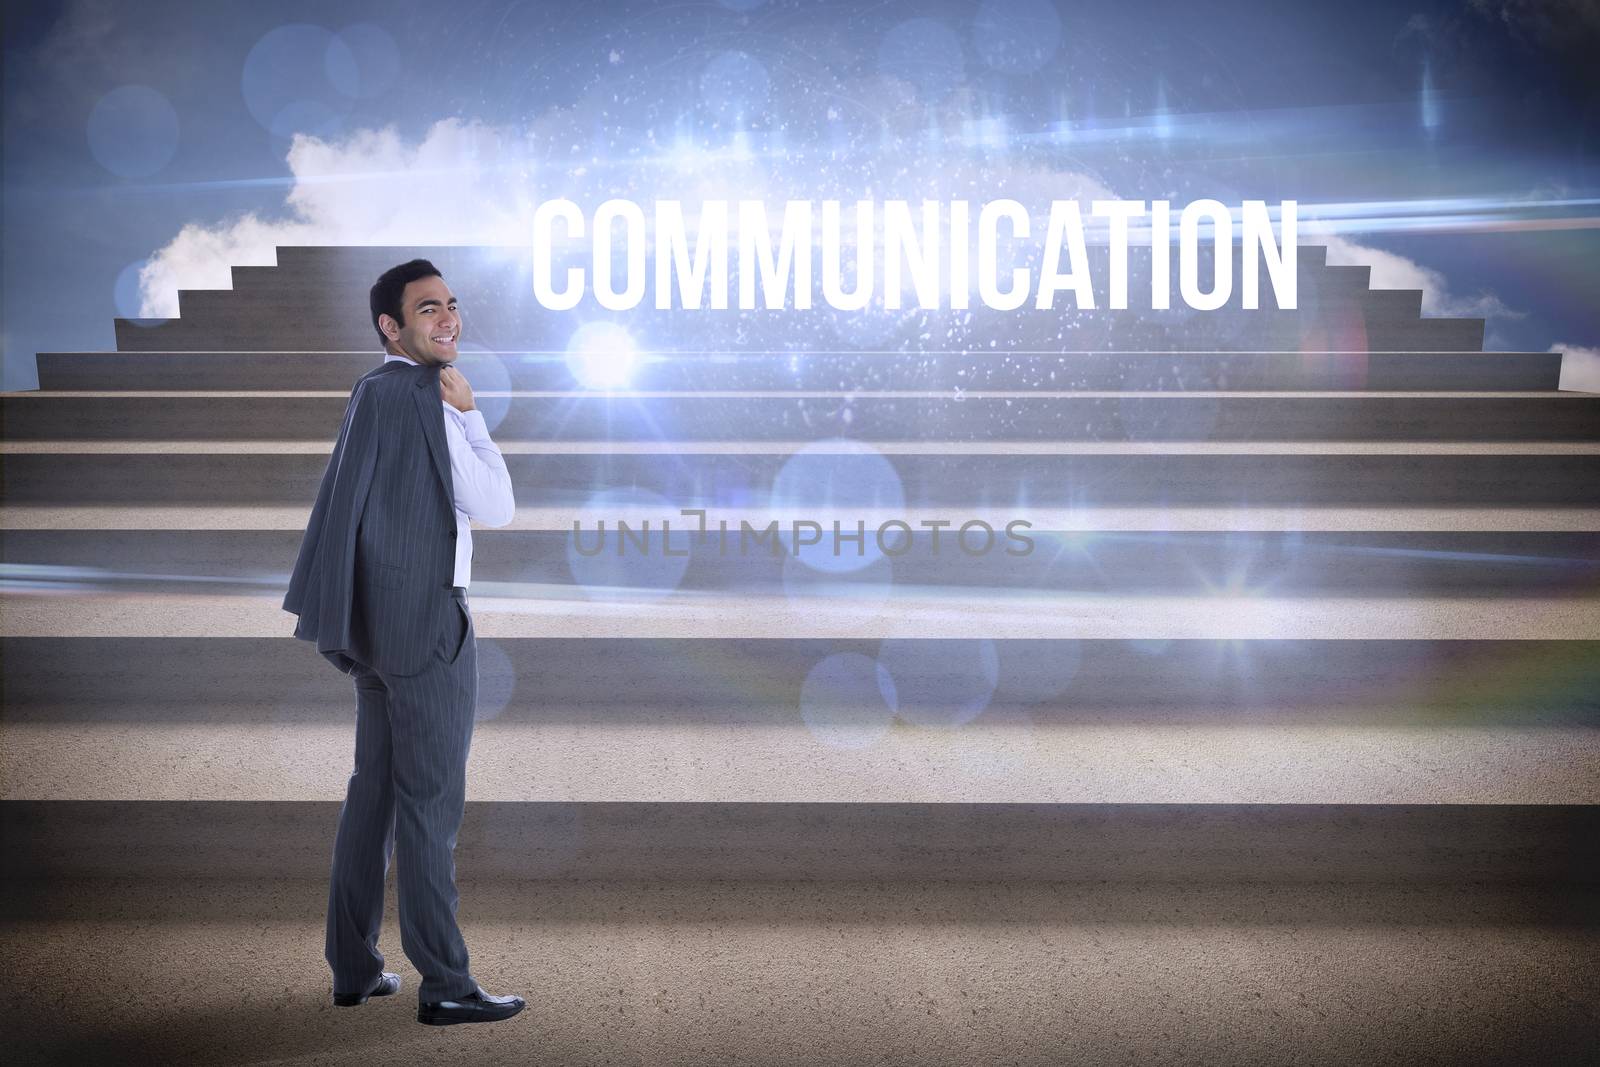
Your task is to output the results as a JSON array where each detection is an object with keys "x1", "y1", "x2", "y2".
[{"x1": 2, "y1": 244, "x2": 1596, "y2": 1065}]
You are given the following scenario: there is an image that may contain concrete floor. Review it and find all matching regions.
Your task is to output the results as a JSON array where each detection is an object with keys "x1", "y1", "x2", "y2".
[{"x1": 3, "y1": 878, "x2": 1596, "y2": 1066}]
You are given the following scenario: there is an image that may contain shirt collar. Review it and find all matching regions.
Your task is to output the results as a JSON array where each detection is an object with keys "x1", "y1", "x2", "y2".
[{"x1": 384, "y1": 352, "x2": 419, "y2": 366}]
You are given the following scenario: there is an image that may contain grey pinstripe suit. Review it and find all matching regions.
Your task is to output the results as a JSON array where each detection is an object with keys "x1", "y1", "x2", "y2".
[{"x1": 283, "y1": 358, "x2": 484, "y2": 1003}]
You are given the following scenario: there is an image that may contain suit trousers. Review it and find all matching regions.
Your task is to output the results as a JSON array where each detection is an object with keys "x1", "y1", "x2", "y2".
[{"x1": 326, "y1": 587, "x2": 479, "y2": 1004}]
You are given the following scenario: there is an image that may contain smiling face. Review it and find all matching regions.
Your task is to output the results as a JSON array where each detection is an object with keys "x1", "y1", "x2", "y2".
[{"x1": 379, "y1": 274, "x2": 461, "y2": 366}]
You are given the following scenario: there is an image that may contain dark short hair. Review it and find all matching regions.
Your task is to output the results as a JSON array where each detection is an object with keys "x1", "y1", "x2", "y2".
[{"x1": 369, "y1": 258, "x2": 442, "y2": 348}]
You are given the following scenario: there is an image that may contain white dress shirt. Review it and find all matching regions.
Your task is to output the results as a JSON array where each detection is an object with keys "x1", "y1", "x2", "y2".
[{"x1": 384, "y1": 353, "x2": 515, "y2": 588}]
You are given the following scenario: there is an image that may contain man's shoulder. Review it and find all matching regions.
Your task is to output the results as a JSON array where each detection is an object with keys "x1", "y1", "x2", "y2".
[
  {"x1": 361, "y1": 360, "x2": 413, "y2": 382},
  {"x1": 354, "y1": 362, "x2": 415, "y2": 395}
]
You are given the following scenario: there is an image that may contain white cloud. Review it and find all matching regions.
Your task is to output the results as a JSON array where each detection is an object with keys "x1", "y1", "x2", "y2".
[
  {"x1": 138, "y1": 118, "x2": 549, "y2": 316},
  {"x1": 140, "y1": 136, "x2": 1508, "y2": 327},
  {"x1": 138, "y1": 214, "x2": 318, "y2": 317},
  {"x1": 1321, "y1": 234, "x2": 1523, "y2": 321},
  {"x1": 155, "y1": 99, "x2": 1512, "y2": 334},
  {"x1": 136, "y1": 111, "x2": 1121, "y2": 317},
  {"x1": 1550, "y1": 343, "x2": 1600, "y2": 393}
]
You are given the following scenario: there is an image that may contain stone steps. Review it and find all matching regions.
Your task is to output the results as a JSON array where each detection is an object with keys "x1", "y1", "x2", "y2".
[
  {"x1": 5, "y1": 528, "x2": 1598, "y2": 597},
  {"x1": 34, "y1": 349, "x2": 1567, "y2": 391},
  {"x1": 6, "y1": 444, "x2": 1598, "y2": 505},
  {"x1": 6, "y1": 636, "x2": 1596, "y2": 726},
  {"x1": 5, "y1": 391, "x2": 1598, "y2": 441},
  {"x1": 111, "y1": 314, "x2": 1492, "y2": 353},
  {"x1": 107, "y1": 243, "x2": 1496, "y2": 353},
  {"x1": 6, "y1": 588, "x2": 1599, "y2": 639},
  {"x1": 5, "y1": 244, "x2": 1595, "y2": 1066},
  {"x1": 3, "y1": 247, "x2": 1593, "y2": 921},
  {"x1": 7, "y1": 503, "x2": 1598, "y2": 530},
  {"x1": 4, "y1": 717, "x2": 1595, "y2": 804}
]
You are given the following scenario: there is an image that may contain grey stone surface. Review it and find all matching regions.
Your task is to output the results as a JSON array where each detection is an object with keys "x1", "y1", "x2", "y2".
[
  {"x1": 33, "y1": 349, "x2": 1568, "y2": 392},
  {"x1": 6, "y1": 392, "x2": 1599, "y2": 441},
  {"x1": 10, "y1": 448, "x2": 1600, "y2": 505},
  {"x1": 3, "y1": 878, "x2": 1594, "y2": 1066},
  {"x1": 6, "y1": 802, "x2": 1597, "y2": 884},
  {"x1": 5, "y1": 637, "x2": 1598, "y2": 727},
  {"x1": 4, "y1": 528, "x2": 1597, "y2": 598}
]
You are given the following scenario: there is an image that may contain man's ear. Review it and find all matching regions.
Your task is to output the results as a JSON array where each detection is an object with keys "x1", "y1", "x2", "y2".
[{"x1": 378, "y1": 313, "x2": 401, "y2": 342}]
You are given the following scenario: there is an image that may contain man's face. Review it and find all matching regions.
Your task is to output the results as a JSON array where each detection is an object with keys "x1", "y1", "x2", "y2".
[{"x1": 381, "y1": 274, "x2": 461, "y2": 365}]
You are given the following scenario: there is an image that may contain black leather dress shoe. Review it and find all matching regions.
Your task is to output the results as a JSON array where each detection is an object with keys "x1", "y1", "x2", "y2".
[
  {"x1": 333, "y1": 971, "x2": 401, "y2": 1006},
  {"x1": 416, "y1": 986, "x2": 526, "y2": 1026}
]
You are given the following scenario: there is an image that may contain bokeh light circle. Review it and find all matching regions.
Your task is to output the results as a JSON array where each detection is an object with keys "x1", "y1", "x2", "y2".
[
  {"x1": 86, "y1": 86, "x2": 179, "y2": 177},
  {"x1": 325, "y1": 23, "x2": 400, "y2": 100},
  {"x1": 973, "y1": 0, "x2": 1062, "y2": 75},
  {"x1": 242, "y1": 24, "x2": 355, "y2": 138},
  {"x1": 113, "y1": 259, "x2": 157, "y2": 323},
  {"x1": 799, "y1": 652, "x2": 898, "y2": 750},
  {"x1": 473, "y1": 638, "x2": 516, "y2": 722},
  {"x1": 878, "y1": 19, "x2": 965, "y2": 103},
  {"x1": 877, "y1": 638, "x2": 998, "y2": 727},
  {"x1": 770, "y1": 439, "x2": 906, "y2": 572}
]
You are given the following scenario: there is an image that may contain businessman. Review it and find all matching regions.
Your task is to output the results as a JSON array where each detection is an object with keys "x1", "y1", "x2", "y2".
[{"x1": 282, "y1": 258, "x2": 523, "y2": 1026}]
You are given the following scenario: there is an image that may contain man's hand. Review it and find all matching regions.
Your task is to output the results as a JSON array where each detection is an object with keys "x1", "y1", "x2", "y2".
[{"x1": 440, "y1": 365, "x2": 476, "y2": 413}]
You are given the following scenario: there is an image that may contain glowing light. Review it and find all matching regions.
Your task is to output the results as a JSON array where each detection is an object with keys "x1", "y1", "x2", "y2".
[
  {"x1": 1154, "y1": 78, "x2": 1173, "y2": 141},
  {"x1": 1420, "y1": 57, "x2": 1440, "y2": 132},
  {"x1": 564, "y1": 322, "x2": 638, "y2": 388},
  {"x1": 973, "y1": 0, "x2": 1062, "y2": 75}
]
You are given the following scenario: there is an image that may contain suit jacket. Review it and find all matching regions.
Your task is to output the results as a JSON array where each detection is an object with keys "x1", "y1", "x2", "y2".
[{"x1": 283, "y1": 359, "x2": 462, "y2": 676}]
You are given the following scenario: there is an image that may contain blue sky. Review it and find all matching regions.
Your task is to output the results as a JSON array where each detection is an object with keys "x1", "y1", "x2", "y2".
[{"x1": 3, "y1": 0, "x2": 1597, "y2": 390}]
